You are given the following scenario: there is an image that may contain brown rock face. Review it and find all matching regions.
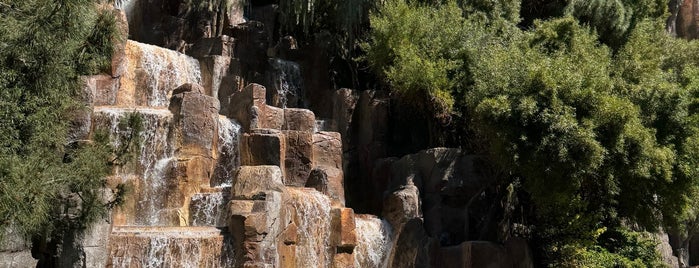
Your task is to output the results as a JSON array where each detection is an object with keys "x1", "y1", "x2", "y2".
[
  {"x1": 241, "y1": 129, "x2": 286, "y2": 170},
  {"x1": 199, "y1": 56, "x2": 232, "y2": 98},
  {"x1": 306, "y1": 166, "x2": 345, "y2": 207},
  {"x1": 283, "y1": 108, "x2": 315, "y2": 131},
  {"x1": 96, "y1": 4, "x2": 128, "y2": 78},
  {"x1": 231, "y1": 166, "x2": 284, "y2": 200},
  {"x1": 332, "y1": 253, "x2": 355, "y2": 268},
  {"x1": 383, "y1": 184, "x2": 421, "y2": 232},
  {"x1": 384, "y1": 148, "x2": 490, "y2": 245},
  {"x1": 313, "y1": 131, "x2": 342, "y2": 169},
  {"x1": 187, "y1": 35, "x2": 235, "y2": 59},
  {"x1": 390, "y1": 218, "x2": 430, "y2": 268},
  {"x1": 283, "y1": 130, "x2": 314, "y2": 186},
  {"x1": 331, "y1": 208, "x2": 357, "y2": 252},
  {"x1": 169, "y1": 83, "x2": 220, "y2": 159},
  {"x1": 84, "y1": 74, "x2": 120, "y2": 106},
  {"x1": 229, "y1": 190, "x2": 282, "y2": 268},
  {"x1": 461, "y1": 241, "x2": 512, "y2": 268},
  {"x1": 677, "y1": 0, "x2": 699, "y2": 39},
  {"x1": 228, "y1": 83, "x2": 285, "y2": 131}
]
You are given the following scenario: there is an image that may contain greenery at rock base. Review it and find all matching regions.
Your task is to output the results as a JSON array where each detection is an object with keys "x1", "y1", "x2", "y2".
[
  {"x1": 0, "y1": 0, "x2": 138, "y2": 247},
  {"x1": 363, "y1": 0, "x2": 699, "y2": 266}
]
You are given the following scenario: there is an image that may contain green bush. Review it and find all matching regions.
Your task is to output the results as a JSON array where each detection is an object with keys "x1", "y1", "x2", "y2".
[
  {"x1": 0, "y1": 0, "x2": 131, "y2": 243},
  {"x1": 364, "y1": 1, "x2": 699, "y2": 266}
]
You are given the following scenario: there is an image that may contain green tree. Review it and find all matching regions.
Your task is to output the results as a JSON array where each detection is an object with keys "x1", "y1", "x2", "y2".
[
  {"x1": 364, "y1": 0, "x2": 696, "y2": 266},
  {"x1": 0, "y1": 0, "x2": 132, "y2": 246}
]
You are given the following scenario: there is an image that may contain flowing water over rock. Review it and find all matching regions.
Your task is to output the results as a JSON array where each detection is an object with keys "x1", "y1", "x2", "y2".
[
  {"x1": 355, "y1": 215, "x2": 394, "y2": 268},
  {"x1": 285, "y1": 188, "x2": 333, "y2": 267},
  {"x1": 189, "y1": 188, "x2": 230, "y2": 227},
  {"x1": 92, "y1": 107, "x2": 176, "y2": 226},
  {"x1": 118, "y1": 41, "x2": 202, "y2": 107},
  {"x1": 266, "y1": 58, "x2": 305, "y2": 108},
  {"x1": 212, "y1": 116, "x2": 241, "y2": 187},
  {"x1": 108, "y1": 226, "x2": 235, "y2": 268}
]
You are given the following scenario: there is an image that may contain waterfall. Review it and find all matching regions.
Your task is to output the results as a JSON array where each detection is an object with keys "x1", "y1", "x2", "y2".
[
  {"x1": 92, "y1": 107, "x2": 175, "y2": 226},
  {"x1": 109, "y1": 227, "x2": 235, "y2": 267},
  {"x1": 113, "y1": 0, "x2": 136, "y2": 13},
  {"x1": 286, "y1": 188, "x2": 333, "y2": 267},
  {"x1": 314, "y1": 119, "x2": 332, "y2": 132},
  {"x1": 354, "y1": 216, "x2": 394, "y2": 268},
  {"x1": 189, "y1": 190, "x2": 229, "y2": 227},
  {"x1": 267, "y1": 58, "x2": 305, "y2": 108},
  {"x1": 120, "y1": 41, "x2": 202, "y2": 107},
  {"x1": 212, "y1": 116, "x2": 241, "y2": 187}
]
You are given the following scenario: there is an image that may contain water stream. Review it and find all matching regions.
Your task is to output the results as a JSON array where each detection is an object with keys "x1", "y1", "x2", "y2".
[
  {"x1": 355, "y1": 215, "x2": 394, "y2": 268},
  {"x1": 285, "y1": 188, "x2": 333, "y2": 267},
  {"x1": 93, "y1": 107, "x2": 175, "y2": 225},
  {"x1": 267, "y1": 58, "x2": 305, "y2": 108}
]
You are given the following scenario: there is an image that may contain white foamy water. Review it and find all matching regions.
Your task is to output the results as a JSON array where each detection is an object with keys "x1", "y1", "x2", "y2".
[
  {"x1": 122, "y1": 40, "x2": 201, "y2": 107},
  {"x1": 267, "y1": 58, "x2": 305, "y2": 108},
  {"x1": 314, "y1": 119, "x2": 332, "y2": 132},
  {"x1": 189, "y1": 190, "x2": 229, "y2": 227},
  {"x1": 212, "y1": 116, "x2": 241, "y2": 186},
  {"x1": 109, "y1": 227, "x2": 235, "y2": 268},
  {"x1": 355, "y1": 216, "x2": 394, "y2": 268},
  {"x1": 93, "y1": 107, "x2": 175, "y2": 225},
  {"x1": 286, "y1": 188, "x2": 333, "y2": 267}
]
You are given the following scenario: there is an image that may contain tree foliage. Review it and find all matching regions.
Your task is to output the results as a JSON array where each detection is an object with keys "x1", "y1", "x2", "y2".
[
  {"x1": 0, "y1": 0, "x2": 133, "y2": 243},
  {"x1": 364, "y1": 0, "x2": 699, "y2": 266}
]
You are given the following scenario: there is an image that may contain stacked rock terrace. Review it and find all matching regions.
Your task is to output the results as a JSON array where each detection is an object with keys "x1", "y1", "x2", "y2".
[{"x1": 86, "y1": 37, "x2": 388, "y2": 267}]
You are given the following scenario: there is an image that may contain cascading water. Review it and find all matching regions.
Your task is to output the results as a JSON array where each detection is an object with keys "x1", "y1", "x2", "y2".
[
  {"x1": 93, "y1": 107, "x2": 175, "y2": 225},
  {"x1": 187, "y1": 116, "x2": 240, "y2": 227},
  {"x1": 120, "y1": 41, "x2": 202, "y2": 107},
  {"x1": 286, "y1": 188, "x2": 333, "y2": 267},
  {"x1": 355, "y1": 216, "x2": 394, "y2": 268},
  {"x1": 108, "y1": 227, "x2": 235, "y2": 267},
  {"x1": 189, "y1": 190, "x2": 229, "y2": 227},
  {"x1": 314, "y1": 119, "x2": 332, "y2": 132},
  {"x1": 266, "y1": 58, "x2": 305, "y2": 108},
  {"x1": 212, "y1": 116, "x2": 242, "y2": 187}
]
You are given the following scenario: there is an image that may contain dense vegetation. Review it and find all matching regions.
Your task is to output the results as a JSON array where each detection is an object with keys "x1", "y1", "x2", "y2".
[
  {"x1": 363, "y1": 0, "x2": 699, "y2": 266},
  {"x1": 0, "y1": 0, "x2": 137, "y2": 248}
]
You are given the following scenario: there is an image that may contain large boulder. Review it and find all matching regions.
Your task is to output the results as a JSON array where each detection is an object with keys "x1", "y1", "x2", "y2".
[
  {"x1": 313, "y1": 132, "x2": 342, "y2": 169},
  {"x1": 231, "y1": 166, "x2": 285, "y2": 200},
  {"x1": 383, "y1": 184, "x2": 421, "y2": 232},
  {"x1": 187, "y1": 35, "x2": 235, "y2": 59},
  {"x1": 199, "y1": 55, "x2": 232, "y2": 99},
  {"x1": 306, "y1": 166, "x2": 345, "y2": 207},
  {"x1": 384, "y1": 148, "x2": 490, "y2": 244},
  {"x1": 241, "y1": 129, "x2": 286, "y2": 170},
  {"x1": 283, "y1": 108, "x2": 315, "y2": 132},
  {"x1": 169, "y1": 83, "x2": 220, "y2": 159},
  {"x1": 118, "y1": 41, "x2": 202, "y2": 107},
  {"x1": 331, "y1": 208, "x2": 357, "y2": 252},
  {"x1": 283, "y1": 130, "x2": 314, "y2": 186},
  {"x1": 228, "y1": 83, "x2": 285, "y2": 131},
  {"x1": 389, "y1": 218, "x2": 431, "y2": 268},
  {"x1": 0, "y1": 227, "x2": 37, "y2": 268}
]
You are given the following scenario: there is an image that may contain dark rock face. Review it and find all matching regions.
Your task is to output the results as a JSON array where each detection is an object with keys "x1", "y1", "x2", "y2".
[
  {"x1": 123, "y1": 0, "x2": 244, "y2": 51},
  {"x1": 376, "y1": 148, "x2": 535, "y2": 267}
]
